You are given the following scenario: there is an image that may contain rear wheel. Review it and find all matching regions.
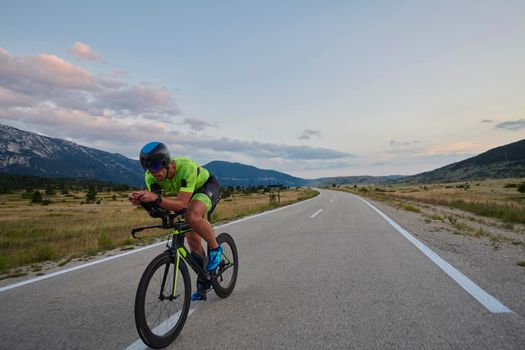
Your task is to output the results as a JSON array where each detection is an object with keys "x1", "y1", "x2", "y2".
[
  {"x1": 212, "y1": 232, "x2": 239, "y2": 298},
  {"x1": 135, "y1": 251, "x2": 191, "y2": 349}
]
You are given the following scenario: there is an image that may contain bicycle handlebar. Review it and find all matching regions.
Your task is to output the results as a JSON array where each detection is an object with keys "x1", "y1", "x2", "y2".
[{"x1": 130, "y1": 201, "x2": 188, "y2": 239}]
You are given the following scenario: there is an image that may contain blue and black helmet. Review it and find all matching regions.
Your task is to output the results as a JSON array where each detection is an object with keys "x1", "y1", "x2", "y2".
[{"x1": 139, "y1": 142, "x2": 171, "y2": 171}]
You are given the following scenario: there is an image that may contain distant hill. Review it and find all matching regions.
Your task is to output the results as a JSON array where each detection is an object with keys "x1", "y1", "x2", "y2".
[
  {"x1": 204, "y1": 160, "x2": 309, "y2": 187},
  {"x1": 0, "y1": 124, "x2": 313, "y2": 187},
  {"x1": 0, "y1": 124, "x2": 144, "y2": 186},
  {"x1": 397, "y1": 139, "x2": 525, "y2": 183}
]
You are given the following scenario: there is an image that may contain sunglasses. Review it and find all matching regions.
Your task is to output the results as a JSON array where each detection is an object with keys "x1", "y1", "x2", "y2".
[{"x1": 147, "y1": 163, "x2": 164, "y2": 173}]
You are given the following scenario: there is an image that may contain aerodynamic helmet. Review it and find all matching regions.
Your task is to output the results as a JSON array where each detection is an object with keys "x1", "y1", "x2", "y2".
[{"x1": 139, "y1": 142, "x2": 171, "y2": 172}]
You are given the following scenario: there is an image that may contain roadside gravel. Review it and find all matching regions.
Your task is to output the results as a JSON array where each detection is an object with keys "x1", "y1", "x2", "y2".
[{"x1": 362, "y1": 196, "x2": 525, "y2": 316}]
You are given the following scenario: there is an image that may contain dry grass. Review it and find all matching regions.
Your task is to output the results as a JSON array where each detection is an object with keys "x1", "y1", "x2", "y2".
[
  {"x1": 0, "y1": 188, "x2": 318, "y2": 275},
  {"x1": 338, "y1": 178, "x2": 525, "y2": 224}
]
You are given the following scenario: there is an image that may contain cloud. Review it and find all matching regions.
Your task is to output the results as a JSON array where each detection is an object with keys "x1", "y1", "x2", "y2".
[
  {"x1": 94, "y1": 84, "x2": 177, "y2": 116},
  {"x1": 494, "y1": 119, "x2": 525, "y2": 131},
  {"x1": 183, "y1": 117, "x2": 220, "y2": 131},
  {"x1": 0, "y1": 47, "x2": 178, "y2": 121},
  {"x1": 481, "y1": 119, "x2": 494, "y2": 123},
  {"x1": 68, "y1": 42, "x2": 101, "y2": 61},
  {"x1": 299, "y1": 129, "x2": 322, "y2": 140},
  {"x1": 0, "y1": 48, "x2": 96, "y2": 96},
  {"x1": 183, "y1": 137, "x2": 353, "y2": 160},
  {"x1": 389, "y1": 140, "x2": 420, "y2": 148},
  {"x1": 415, "y1": 142, "x2": 484, "y2": 157},
  {"x1": 386, "y1": 140, "x2": 422, "y2": 154},
  {"x1": 0, "y1": 47, "x2": 353, "y2": 175}
]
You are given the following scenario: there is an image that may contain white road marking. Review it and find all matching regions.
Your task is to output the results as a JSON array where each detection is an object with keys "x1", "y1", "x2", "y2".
[
  {"x1": 0, "y1": 192, "x2": 321, "y2": 294},
  {"x1": 354, "y1": 194, "x2": 512, "y2": 314},
  {"x1": 125, "y1": 308, "x2": 196, "y2": 350},
  {"x1": 311, "y1": 209, "x2": 323, "y2": 218}
]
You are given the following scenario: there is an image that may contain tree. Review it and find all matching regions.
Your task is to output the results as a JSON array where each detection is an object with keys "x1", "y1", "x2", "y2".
[
  {"x1": 45, "y1": 185, "x2": 55, "y2": 196},
  {"x1": 61, "y1": 184, "x2": 69, "y2": 195},
  {"x1": 86, "y1": 185, "x2": 97, "y2": 203},
  {"x1": 32, "y1": 191, "x2": 43, "y2": 203}
]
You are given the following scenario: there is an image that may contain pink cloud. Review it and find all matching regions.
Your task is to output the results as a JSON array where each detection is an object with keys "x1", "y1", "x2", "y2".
[
  {"x1": 0, "y1": 47, "x2": 178, "y2": 120},
  {"x1": 416, "y1": 142, "x2": 489, "y2": 157},
  {"x1": 0, "y1": 48, "x2": 95, "y2": 93},
  {"x1": 0, "y1": 86, "x2": 38, "y2": 107},
  {"x1": 68, "y1": 42, "x2": 101, "y2": 61}
]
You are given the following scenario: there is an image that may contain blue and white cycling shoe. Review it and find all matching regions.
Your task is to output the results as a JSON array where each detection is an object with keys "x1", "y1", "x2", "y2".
[{"x1": 207, "y1": 246, "x2": 223, "y2": 272}]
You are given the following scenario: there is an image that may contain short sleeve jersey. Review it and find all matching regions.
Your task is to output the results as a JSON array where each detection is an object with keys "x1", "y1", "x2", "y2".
[{"x1": 145, "y1": 157, "x2": 210, "y2": 195}]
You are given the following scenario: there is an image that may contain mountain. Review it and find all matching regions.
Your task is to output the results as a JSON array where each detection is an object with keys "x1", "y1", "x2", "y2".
[
  {"x1": 0, "y1": 124, "x2": 310, "y2": 187},
  {"x1": 5, "y1": 123, "x2": 521, "y2": 188},
  {"x1": 0, "y1": 124, "x2": 144, "y2": 186},
  {"x1": 204, "y1": 160, "x2": 309, "y2": 187},
  {"x1": 397, "y1": 139, "x2": 525, "y2": 183}
]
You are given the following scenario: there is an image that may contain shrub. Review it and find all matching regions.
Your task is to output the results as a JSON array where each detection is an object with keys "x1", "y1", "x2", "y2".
[
  {"x1": 45, "y1": 185, "x2": 55, "y2": 196},
  {"x1": 97, "y1": 233, "x2": 115, "y2": 250},
  {"x1": 31, "y1": 191, "x2": 43, "y2": 203},
  {"x1": 401, "y1": 203, "x2": 420, "y2": 213},
  {"x1": 86, "y1": 185, "x2": 97, "y2": 203},
  {"x1": 517, "y1": 184, "x2": 525, "y2": 193},
  {"x1": 34, "y1": 245, "x2": 56, "y2": 262}
]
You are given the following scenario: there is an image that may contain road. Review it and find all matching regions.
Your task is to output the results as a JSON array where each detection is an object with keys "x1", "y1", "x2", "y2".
[{"x1": 1, "y1": 189, "x2": 524, "y2": 349}]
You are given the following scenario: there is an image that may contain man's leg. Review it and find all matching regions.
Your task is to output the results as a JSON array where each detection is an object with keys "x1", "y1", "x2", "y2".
[
  {"x1": 184, "y1": 200, "x2": 219, "y2": 250},
  {"x1": 185, "y1": 231, "x2": 205, "y2": 257}
]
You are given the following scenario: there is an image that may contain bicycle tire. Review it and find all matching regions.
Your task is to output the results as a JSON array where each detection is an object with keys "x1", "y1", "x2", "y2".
[
  {"x1": 212, "y1": 232, "x2": 239, "y2": 298},
  {"x1": 135, "y1": 251, "x2": 191, "y2": 349}
]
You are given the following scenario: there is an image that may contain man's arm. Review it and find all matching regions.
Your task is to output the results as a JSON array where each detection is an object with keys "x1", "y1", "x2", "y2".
[{"x1": 134, "y1": 191, "x2": 192, "y2": 212}]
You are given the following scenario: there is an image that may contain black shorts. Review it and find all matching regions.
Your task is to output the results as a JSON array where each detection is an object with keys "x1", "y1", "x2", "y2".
[{"x1": 194, "y1": 175, "x2": 221, "y2": 212}]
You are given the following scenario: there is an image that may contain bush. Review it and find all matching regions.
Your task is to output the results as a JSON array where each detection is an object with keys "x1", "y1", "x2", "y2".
[
  {"x1": 97, "y1": 233, "x2": 115, "y2": 250},
  {"x1": 34, "y1": 245, "x2": 56, "y2": 262},
  {"x1": 86, "y1": 185, "x2": 97, "y2": 203},
  {"x1": 45, "y1": 185, "x2": 55, "y2": 196},
  {"x1": 517, "y1": 184, "x2": 525, "y2": 193},
  {"x1": 31, "y1": 191, "x2": 43, "y2": 203}
]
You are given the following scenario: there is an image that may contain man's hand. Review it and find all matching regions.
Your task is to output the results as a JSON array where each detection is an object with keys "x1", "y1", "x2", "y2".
[
  {"x1": 128, "y1": 191, "x2": 143, "y2": 205},
  {"x1": 128, "y1": 191, "x2": 159, "y2": 205},
  {"x1": 138, "y1": 191, "x2": 160, "y2": 203}
]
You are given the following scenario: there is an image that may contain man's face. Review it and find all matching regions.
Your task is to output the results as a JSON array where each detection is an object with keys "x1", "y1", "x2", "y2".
[
  {"x1": 147, "y1": 162, "x2": 168, "y2": 181},
  {"x1": 150, "y1": 167, "x2": 167, "y2": 181}
]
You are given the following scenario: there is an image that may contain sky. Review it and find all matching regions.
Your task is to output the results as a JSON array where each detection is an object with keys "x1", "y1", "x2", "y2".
[{"x1": 1, "y1": 0, "x2": 524, "y2": 178}]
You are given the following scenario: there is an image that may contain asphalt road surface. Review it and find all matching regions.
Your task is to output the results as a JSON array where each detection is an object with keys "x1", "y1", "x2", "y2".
[{"x1": 1, "y1": 189, "x2": 524, "y2": 349}]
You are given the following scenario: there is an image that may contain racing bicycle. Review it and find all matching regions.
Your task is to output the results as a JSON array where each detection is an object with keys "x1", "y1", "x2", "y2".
[{"x1": 131, "y1": 202, "x2": 238, "y2": 349}]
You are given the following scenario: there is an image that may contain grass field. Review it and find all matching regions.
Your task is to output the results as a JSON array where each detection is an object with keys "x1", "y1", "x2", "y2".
[
  {"x1": 332, "y1": 178, "x2": 525, "y2": 224},
  {"x1": 0, "y1": 187, "x2": 318, "y2": 276}
]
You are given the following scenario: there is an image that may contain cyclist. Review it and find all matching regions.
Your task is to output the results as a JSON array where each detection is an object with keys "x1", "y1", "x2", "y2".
[{"x1": 128, "y1": 141, "x2": 221, "y2": 301}]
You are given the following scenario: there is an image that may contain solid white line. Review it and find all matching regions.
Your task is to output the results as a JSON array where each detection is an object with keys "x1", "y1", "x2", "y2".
[
  {"x1": 125, "y1": 308, "x2": 196, "y2": 350},
  {"x1": 310, "y1": 209, "x2": 323, "y2": 218},
  {"x1": 353, "y1": 194, "x2": 512, "y2": 314},
  {"x1": 0, "y1": 192, "x2": 321, "y2": 294}
]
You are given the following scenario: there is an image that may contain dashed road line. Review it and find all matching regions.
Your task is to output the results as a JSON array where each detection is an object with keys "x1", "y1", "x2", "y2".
[{"x1": 311, "y1": 209, "x2": 323, "y2": 218}]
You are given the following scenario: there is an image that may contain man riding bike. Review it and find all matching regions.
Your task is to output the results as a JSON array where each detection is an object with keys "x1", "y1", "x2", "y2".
[{"x1": 128, "y1": 141, "x2": 221, "y2": 301}]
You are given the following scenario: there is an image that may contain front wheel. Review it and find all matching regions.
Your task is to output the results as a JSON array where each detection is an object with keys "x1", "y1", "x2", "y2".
[
  {"x1": 212, "y1": 232, "x2": 239, "y2": 298},
  {"x1": 135, "y1": 251, "x2": 191, "y2": 349}
]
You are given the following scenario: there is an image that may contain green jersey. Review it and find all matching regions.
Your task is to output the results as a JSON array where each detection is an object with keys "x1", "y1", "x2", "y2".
[{"x1": 145, "y1": 157, "x2": 210, "y2": 195}]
